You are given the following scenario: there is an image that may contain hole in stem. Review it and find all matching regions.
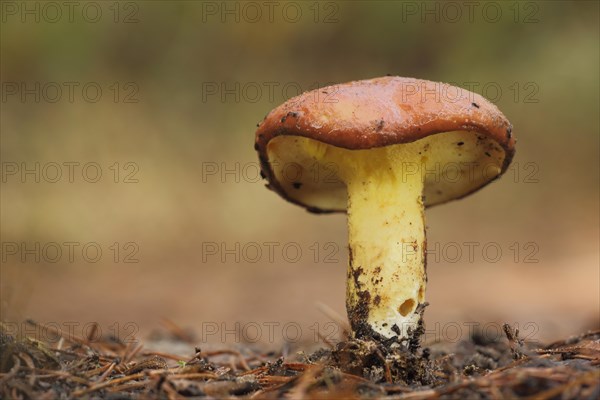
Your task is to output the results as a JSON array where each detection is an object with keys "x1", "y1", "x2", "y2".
[{"x1": 399, "y1": 299, "x2": 416, "y2": 316}]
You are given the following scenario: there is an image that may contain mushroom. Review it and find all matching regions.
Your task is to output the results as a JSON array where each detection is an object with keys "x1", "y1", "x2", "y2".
[{"x1": 255, "y1": 77, "x2": 515, "y2": 340}]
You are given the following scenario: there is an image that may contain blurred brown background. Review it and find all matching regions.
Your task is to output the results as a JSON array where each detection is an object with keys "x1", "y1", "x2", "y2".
[{"x1": 1, "y1": 1, "x2": 598, "y2": 347}]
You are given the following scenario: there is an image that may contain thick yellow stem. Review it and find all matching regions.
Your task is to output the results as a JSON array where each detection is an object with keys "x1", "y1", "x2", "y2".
[{"x1": 343, "y1": 147, "x2": 426, "y2": 339}]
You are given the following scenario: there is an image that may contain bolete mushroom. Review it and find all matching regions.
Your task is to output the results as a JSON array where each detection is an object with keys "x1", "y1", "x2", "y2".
[{"x1": 255, "y1": 77, "x2": 515, "y2": 340}]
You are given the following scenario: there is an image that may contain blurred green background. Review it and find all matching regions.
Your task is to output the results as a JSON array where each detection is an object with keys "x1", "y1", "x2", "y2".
[{"x1": 1, "y1": 1, "x2": 598, "y2": 346}]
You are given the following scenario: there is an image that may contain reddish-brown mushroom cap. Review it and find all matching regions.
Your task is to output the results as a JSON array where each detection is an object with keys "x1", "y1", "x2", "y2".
[{"x1": 255, "y1": 76, "x2": 515, "y2": 213}]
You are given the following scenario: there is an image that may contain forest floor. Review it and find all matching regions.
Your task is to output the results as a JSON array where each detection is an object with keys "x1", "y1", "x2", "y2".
[{"x1": 1, "y1": 317, "x2": 599, "y2": 399}]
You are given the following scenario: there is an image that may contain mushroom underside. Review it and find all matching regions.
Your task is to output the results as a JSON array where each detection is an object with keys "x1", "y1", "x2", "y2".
[
  {"x1": 266, "y1": 130, "x2": 506, "y2": 211},
  {"x1": 266, "y1": 131, "x2": 506, "y2": 339}
]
